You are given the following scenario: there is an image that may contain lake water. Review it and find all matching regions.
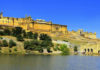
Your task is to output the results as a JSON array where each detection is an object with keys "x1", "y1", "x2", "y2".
[{"x1": 0, "y1": 55, "x2": 100, "y2": 70}]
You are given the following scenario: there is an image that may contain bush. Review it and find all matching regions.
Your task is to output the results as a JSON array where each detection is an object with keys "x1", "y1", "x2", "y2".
[
  {"x1": 0, "y1": 31, "x2": 4, "y2": 35},
  {"x1": 9, "y1": 40, "x2": 16, "y2": 48},
  {"x1": 39, "y1": 34, "x2": 52, "y2": 41},
  {"x1": 14, "y1": 48, "x2": 17, "y2": 52},
  {"x1": 24, "y1": 41, "x2": 31, "y2": 50},
  {"x1": 24, "y1": 40, "x2": 41, "y2": 50},
  {"x1": 54, "y1": 45, "x2": 59, "y2": 51},
  {"x1": 4, "y1": 29, "x2": 11, "y2": 35},
  {"x1": 33, "y1": 33, "x2": 38, "y2": 40},
  {"x1": 47, "y1": 47, "x2": 52, "y2": 53},
  {"x1": 27, "y1": 31, "x2": 33, "y2": 39},
  {"x1": 2, "y1": 40, "x2": 8, "y2": 47},
  {"x1": 60, "y1": 44, "x2": 70, "y2": 55},
  {"x1": 40, "y1": 41, "x2": 53, "y2": 48},
  {"x1": 0, "y1": 37, "x2": 3, "y2": 39},
  {"x1": 17, "y1": 35, "x2": 24, "y2": 41},
  {"x1": 12, "y1": 27, "x2": 22, "y2": 36},
  {"x1": 22, "y1": 30, "x2": 27, "y2": 38},
  {"x1": 74, "y1": 46, "x2": 78, "y2": 52}
]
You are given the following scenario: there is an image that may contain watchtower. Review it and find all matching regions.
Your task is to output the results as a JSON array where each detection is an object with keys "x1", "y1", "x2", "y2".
[{"x1": 0, "y1": 12, "x2": 3, "y2": 18}]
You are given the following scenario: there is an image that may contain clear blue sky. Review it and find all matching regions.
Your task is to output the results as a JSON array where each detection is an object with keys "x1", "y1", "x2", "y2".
[{"x1": 0, "y1": 0, "x2": 100, "y2": 38}]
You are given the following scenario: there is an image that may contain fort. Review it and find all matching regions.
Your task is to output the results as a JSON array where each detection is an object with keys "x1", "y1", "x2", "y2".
[
  {"x1": 0, "y1": 12, "x2": 100, "y2": 54},
  {"x1": 0, "y1": 12, "x2": 96, "y2": 39}
]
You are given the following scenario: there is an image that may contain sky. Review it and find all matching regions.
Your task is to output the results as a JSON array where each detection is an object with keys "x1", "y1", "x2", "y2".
[{"x1": 0, "y1": 0, "x2": 100, "y2": 38}]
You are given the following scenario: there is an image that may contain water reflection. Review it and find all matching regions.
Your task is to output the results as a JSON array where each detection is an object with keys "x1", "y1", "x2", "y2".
[{"x1": 0, "y1": 55, "x2": 100, "y2": 70}]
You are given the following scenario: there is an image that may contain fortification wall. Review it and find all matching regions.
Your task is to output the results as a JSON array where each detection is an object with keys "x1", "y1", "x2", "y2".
[{"x1": 0, "y1": 13, "x2": 68, "y2": 37}]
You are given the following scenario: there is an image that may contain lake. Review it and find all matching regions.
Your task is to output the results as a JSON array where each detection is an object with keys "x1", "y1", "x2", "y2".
[{"x1": 0, "y1": 55, "x2": 100, "y2": 70}]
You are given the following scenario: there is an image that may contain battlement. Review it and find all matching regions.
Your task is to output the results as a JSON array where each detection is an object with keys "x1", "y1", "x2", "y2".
[
  {"x1": 0, "y1": 12, "x2": 68, "y2": 37},
  {"x1": 0, "y1": 12, "x2": 97, "y2": 39},
  {"x1": 68, "y1": 29, "x2": 96, "y2": 39}
]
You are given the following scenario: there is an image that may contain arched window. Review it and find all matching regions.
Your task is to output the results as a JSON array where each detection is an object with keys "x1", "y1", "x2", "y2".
[
  {"x1": 91, "y1": 49, "x2": 93, "y2": 52},
  {"x1": 88, "y1": 49, "x2": 89, "y2": 52}
]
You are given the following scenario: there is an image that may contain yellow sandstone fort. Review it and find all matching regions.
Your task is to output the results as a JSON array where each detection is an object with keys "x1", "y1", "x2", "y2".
[
  {"x1": 0, "y1": 12, "x2": 100, "y2": 54},
  {"x1": 0, "y1": 12, "x2": 96, "y2": 39}
]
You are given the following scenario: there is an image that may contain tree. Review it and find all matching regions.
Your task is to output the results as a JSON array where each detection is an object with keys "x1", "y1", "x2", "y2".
[
  {"x1": 9, "y1": 40, "x2": 16, "y2": 48},
  {"x1": 17, "y1": 35, "x2": 24, "y2": 41},
  {"x1": 74, "y1": 46, "x2": 78, "y2": 52},
  {"x1": 39, "y1": 34, "x2": 52, "y2": 41},
  {"x1": 4, "y1": 29, "x2": 11, "y2": 35},
  {"x1": 24, "y1": 41, "x2": 31, "y2": 50},
  {"x1": 27, "y1": 31, "x2": 33, "y2": 39},
  {"x1": 0, "y1": 31, "x2": 4, "y2": 35},
  {"x1": 2, "y1": 40, "x2": 8, "y2": 47},
  {"x1": 12, "y1": 27, "x2": 22, "y2": 36},
  {"x1": 60, "y1": 44, "x2": 70, "y2": 55},
  {"x1": 47, "y1": 47, "x2": 52, "y2": 53},
  {"x1": 22, "y1": 30, "x2": 27, "y2": 38},
  {"x1": 33, "y1": 33, "x2": 38, "y2": 40}
]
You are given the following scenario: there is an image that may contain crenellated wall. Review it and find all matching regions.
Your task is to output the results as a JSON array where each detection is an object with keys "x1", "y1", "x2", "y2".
[
  {"x1": 0, "y1": 12, "x2": 68, "y2": 37},
  {"x1": 68, "y1": 29, "x2": 96, "y2": 39}
]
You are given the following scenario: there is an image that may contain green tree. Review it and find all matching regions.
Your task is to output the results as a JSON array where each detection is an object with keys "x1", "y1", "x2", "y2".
[
  {"x1": 17, "y1": 35, "x2": 24, "y2": 41},
  {"x1": 22, "y1": 30, "x2": 27, "y2": 38},
  {"x1": 74, "y1": 46, "x2": 78, "y2": 52},
  {"x1": 4, "y1": 29, "x2": 11, "y2": 35},
  {"x1": 47, "y1": 47, "x2": 52, "y2": 53},
  {"x1": 27, "y1": 31, "x2": 33, "y2": 39},
  {"x1": 0, "y1": 31, "x2": 4, "y2": 35},
  {"x1": 12, "y1": 27, "x2": 22, "y2": 36},
  {"x1": 39, "y1": 34, "x2": 52, "y2": 41},
  {"x1": 60, "y1": 44, "x2": 70, "y2": 55},
  {"x1": 24, "y1": 41, "x2": 31, "y2": 50},
  {"x1": 2, "y1": 40, "x2": 8, "y2": 47},
  {"x1": 33, "y1": 33, "x2": 38, "y2": 40},
  {"x1": 9, "y1": 40, "x2": 16, "y2": 48}
]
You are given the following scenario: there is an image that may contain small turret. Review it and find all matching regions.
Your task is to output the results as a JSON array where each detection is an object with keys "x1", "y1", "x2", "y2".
[
  {"x1": 0, "y1": 12, "x2": 3, "y2": 18},
  {"x1": 94, "y1": 32, "x2": 96, "y2": 35}
]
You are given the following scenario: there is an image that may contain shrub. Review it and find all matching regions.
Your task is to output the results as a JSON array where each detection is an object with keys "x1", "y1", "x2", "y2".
[
  {"x1": 22, "y1": 30, "x2": 27, "y2": 38},
  {"x1": 14, "y1": 48, "x2": 17, "y2": 52},
  {"x1": 0, "y1": 31, "x2": 4, "y2": 35},
  {"x1": 40, "y1": 41, "x2": 53, "y2": 48},
  {"x1": 0, "y1": 37, "x2": 3, "y2": 39},
  {"x1": 24, "y1": 41, "x2": 31, "y2": 50},
  {"x1": 33, "y1": 33, "x2": 38, "y2": 40},
  {"x1": 2, "y1": 40, "x2": 8, "y2": 47},
  {"x1": 17, "y1": 35, "x2": 24, "y2": 41},
  {"x1": 27, "y1": 31, "x2": 33, "y2": 39},
  {"x1": 39, "y1": 34, "x2": 52, "y2": 41},
  {"x1": 47, "y1": 47, "x2": 52, "y2": 53},
  {"x1": 60, "y1": 44, "x2": 70, "y2": 55},
  {"x1": 4, "y1": 29, "x2": 11, "y2": 35},
  {"x1": 9, "y1": 40, "x2": 16, "y2": 48},
  {"x1": 12, "y1": 27, "x2": 22, "y2": 36},
  {"x1": 74, "y1": 46, "x2": 78, "y2": 52}
]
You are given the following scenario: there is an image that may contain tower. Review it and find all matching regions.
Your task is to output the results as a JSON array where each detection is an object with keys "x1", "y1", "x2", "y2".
[{"x1": 0, "y1": 12, "x2": 3, "y2": 18}]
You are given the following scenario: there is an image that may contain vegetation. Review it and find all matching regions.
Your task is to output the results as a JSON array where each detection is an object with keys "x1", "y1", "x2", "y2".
[
  {"x1": 53, "y1": 44, "x2": 59, "y2": 51},
  {"x1": 4, "y1": 29, "x2": 11, "y2": 35},
  {"x1": 27, "y1": 31, "x2": 33, "y2": 39},
  {"x1": 74, "y1": 46, "x2": 78, "y2": 52},
  {"x1": 24, "y1": 33, "x2": 53, "y2": 53},
  {"x1": 12, "y1": 27, "x2": 22, "y2": 37},
  {"x1": 59, "y1": 44, "x2": 70, "y2": 55},
  {"x1": 0, "y1": 26, "x2": 54, "y2": 54},
  {"x1": 39, "y1": 34, "x2": 52, "y2": 41},
  {"x1": 17, "y1": 35, "x2": 24, "y2": 41},
  {"x1": 22, "y1": 30, "x2": 27, "y2": 38},
  {"x1": 2, "y1": 40, "x2": 8, "y2": 47},
  {"x1": 33, "y1": 33, "x2": 38, "y2": 40},
  {"x1": 9, "y1": 40, "x2": 16, "y2": 48}
]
